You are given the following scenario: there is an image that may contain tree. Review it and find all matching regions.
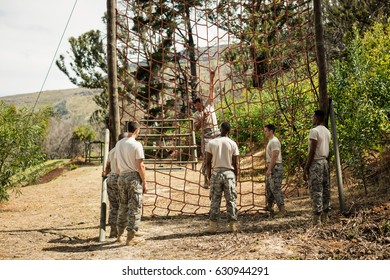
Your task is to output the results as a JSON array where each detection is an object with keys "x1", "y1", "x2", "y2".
[
  {"x1": 323, "y1": 0, "x2": 390, "y2": 61},
  {"x1": 56, "y1": 30, "x2": 109, "y2": 126},
  {"x1": 329, "y1": 22, "x2": 390, "y2": 190},
  {"x1": 206, "y1": 0, "x2": 312, "y2": 88},
  {"x1": 56, "y1": 30, "x2": 108, "y2": 89},
  {"x1": 0, "y1": 102, "x2": 50, "y2": 201},
  {"x1": 70, "y1": 124, "x2": 97, "y2": 158}
]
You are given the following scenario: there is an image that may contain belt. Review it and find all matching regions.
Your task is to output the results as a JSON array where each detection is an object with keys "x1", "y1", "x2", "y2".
[
  {"x1": 120, "y1": 171, "x2": 139, "y2": 175},
  {"x1": 213, "y1": 167, "x2": 234, "y2": 172}
]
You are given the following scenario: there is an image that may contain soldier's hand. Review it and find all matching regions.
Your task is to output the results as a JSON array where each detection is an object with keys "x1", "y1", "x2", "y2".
[{"x1": 142, "y1": 181, "x2": 148, "y2": 194}]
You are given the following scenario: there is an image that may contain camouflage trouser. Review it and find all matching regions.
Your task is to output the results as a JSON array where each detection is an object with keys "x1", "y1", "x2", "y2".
[
  {"x1": 209, "y1": 169, "x2": 238, "y2": 222},
  {"x1": 106, "y1": 173, "x2": 119, "y2": 226},
  {"x1": 308, "y1": 159, "x2": 330, "y2": 214},
  {"x1": 117, "y1": 172, "x2": 143, "y2": 233},
  {"x1": 265, "y1": 163, "x2": 284, "y2": 207}
]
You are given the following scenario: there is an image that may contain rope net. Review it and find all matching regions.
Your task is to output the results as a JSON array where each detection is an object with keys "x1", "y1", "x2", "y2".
[{"x1": 115, "y1": 0, "x2": 319, "y2": 216}]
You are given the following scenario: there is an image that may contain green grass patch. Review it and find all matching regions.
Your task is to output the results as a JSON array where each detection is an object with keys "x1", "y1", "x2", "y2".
[{"x1": 12, "y1": 159, "x2": 70, "y2": 187}]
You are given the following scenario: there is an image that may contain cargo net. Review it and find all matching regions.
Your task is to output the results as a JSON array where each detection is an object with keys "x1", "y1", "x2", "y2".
[{"x1": 115, "y1": 0, "x2": 319, "y2": 216}]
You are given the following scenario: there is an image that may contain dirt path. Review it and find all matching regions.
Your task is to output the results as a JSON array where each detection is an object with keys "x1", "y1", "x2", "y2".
[{"x1": 0, "y1": 165, "x2": 389, "y2": 260}]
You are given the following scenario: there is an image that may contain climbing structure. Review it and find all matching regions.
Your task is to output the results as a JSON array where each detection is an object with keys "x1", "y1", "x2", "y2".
[{"x1": 114, "y1": 0, "x2": 319, "y2": 216}]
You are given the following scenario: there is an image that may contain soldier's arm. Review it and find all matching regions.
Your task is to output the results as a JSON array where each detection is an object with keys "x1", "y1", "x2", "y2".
[
  {"x1": 137, "y1": 158, "x2": 147, "y2": 193},
  {"x1": 208, "y1": 69, "x2": 216, "y2": 106},
  {"x1": 304, "y1": 139, "x2": 317, "y2": 180},
  {"x1": 206, "y1": 152, "x2": 213, "y2": 182}
]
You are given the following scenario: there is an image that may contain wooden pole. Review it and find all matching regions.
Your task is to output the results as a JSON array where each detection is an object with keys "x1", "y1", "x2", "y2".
[
  {"x1": 99, "y1": 129, "x2": 110, "y2": 242},
  {"x1": 107, "y1": 0, "x2": 120, "y2": 149},
  {"x1": 313, "y1": 0, "x2": 329, "y2": 123},
  {"x1": 329, "y1": 100, "x2": 346, "y2": 214}
]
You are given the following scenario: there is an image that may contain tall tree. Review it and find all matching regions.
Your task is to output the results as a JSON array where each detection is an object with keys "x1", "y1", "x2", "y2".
[
  {"x1": 56, "y1": 30, "x2": 108, "y2": 89},
  {"x1": 117, "y1": 0, "x2": 206, "y2": 118},
  {"x1": 56, "y1": 30, "x2": 109, "y2": 125},
  {"x1": 323, "y1": 0, "x2": 390, "y2": 61},
  {"x1": 329, "y1": 22, "x2": 390, "y2": 190},
  {"x1": 206, "y1": 0, "x2": 313, "y2": 89}
]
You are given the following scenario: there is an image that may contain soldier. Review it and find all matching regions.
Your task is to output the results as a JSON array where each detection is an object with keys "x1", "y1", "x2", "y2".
[
  {"x1": 102, "y1": 133, "x2": 126, "y2": 238},
  {"x1": 115, "y1": 121, "x2": 147, "y2": 245},
  {"x1": 192, "y1": 68, "x2": 220, "y2": 188},
  {"x1": 303, "y1": 110, "x2": 331, "y2": 226},
  {"x1": 264, "y1": 124, "x2": 286, "y2": 217},
  {"x1": 205, "y1": 121, "x2": 239, "y2": 233}
]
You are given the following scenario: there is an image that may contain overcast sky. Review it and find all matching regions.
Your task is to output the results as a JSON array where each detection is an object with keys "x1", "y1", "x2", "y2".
[{"x1": 0, "y1": 0, "x2": 107, "y2": 97}]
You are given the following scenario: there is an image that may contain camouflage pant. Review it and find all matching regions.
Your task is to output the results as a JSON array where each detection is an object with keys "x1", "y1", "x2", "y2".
[
  {"x1": 106, "y1": 173, "x2": 119, "y2": 226},
  {"x1": 209, "y1": 169, "x2": 237, "y2": 222},
  {"x1": 308, "y1": 159, "x2": 330, "y2": 214},
  {"x1": 265, "y1": 163, "x2": 284, "y2": 206},
  {"x1": 117, "y1": 172, "x2": 143, "y2": 233}
]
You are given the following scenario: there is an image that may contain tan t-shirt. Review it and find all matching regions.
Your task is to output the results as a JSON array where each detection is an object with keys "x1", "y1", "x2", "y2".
[
  {"x1": 308, "y1": 125, "x2": 331, "y2": 159},
  {"x1": 266, "y1": 136, "x2": 282, "y2": 164},
  {"x1": 193, "y1": 103, "x2": 219, "y2": 136},
  {"x1": 107, "y1": 148, "x2": 119, "y2": 175},
  {"x1": 114, "y1": 137, "x2": 145, "y2": 174},
  {"x1": 205, "y1": 136, "x2": 239, "y2": 170}
]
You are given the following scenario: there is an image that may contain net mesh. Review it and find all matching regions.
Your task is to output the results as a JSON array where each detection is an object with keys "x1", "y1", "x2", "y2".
[{"x1": 115, "y1": 0, "x2": 319, "y2": 216}]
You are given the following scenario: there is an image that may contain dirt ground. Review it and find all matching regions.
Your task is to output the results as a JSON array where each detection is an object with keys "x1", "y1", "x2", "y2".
[{"x1": 0, "y1": 160, "x2": 389, "y2": 260}]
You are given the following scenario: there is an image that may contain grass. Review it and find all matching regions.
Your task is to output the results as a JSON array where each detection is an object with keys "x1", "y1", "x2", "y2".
[{"x1": 12, "y1": 159, "x2": 70, "y2": 187}]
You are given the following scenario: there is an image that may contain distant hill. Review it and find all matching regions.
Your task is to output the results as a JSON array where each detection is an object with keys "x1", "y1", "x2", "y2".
[{"x1": 0, "y1": 88, "x2": 102, "y2": 122}]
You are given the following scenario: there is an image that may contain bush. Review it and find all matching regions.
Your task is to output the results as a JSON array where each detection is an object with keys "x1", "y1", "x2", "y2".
[{"x1": 0, "y1": 102, "x2": 50, "y2": 201}]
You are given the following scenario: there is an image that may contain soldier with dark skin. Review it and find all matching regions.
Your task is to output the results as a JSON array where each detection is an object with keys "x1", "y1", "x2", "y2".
[
  {"x1": 205, "y1": 121, "x2": 239, "y2": 233},
  {"x1": 303, "y1": 110, "x2": 331, "y2": 226}
]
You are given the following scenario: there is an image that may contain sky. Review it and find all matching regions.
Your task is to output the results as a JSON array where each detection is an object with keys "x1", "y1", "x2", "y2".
[{"x1": 0, "y1": 0, "x2": 107, "y2": 97}]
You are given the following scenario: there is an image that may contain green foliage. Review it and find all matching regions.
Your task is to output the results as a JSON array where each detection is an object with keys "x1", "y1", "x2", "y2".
[
  {"x1": 56, "y1": 30, "x2": 110, "y2": 127},
  {"x1": 329, "y1": 22, "x2": 390, "y2": 184},
  {"x1": 72, "y1": 124, "x2": 96, "y2": 142},
  {"x1": 56, "y1": 30, "x2": 107, "y2": 89},
  {"x1": 11, "y1": 159, "x2": 68, "y2": 187},
  {"x1": 0, "y1": 102, "x2": 50, "y2": 201},
  {"x1": 69, "y1": 164, "x2": 78, "y2": 171},
  {"x1": 323, "y1": 0, "x2": 390, "y2": 60},
  {"x1": 217, "y1": 71, "x2": 317, "y2": 174},
  {"x1": 210, "y1": 0, "x2": 312, "y2": 88}
]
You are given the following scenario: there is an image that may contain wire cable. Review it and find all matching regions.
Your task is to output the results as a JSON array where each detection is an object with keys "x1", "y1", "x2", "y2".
[{"x1": 30, "y1": 0, "x2": 78, "y2": 116}]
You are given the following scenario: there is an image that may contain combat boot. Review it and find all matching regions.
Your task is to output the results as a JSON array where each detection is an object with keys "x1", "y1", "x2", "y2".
[
  {"x1": 207, "y1": 221, "x2": 217, "y2": 233},
  {"x1": 126, "y1": 231, "x2": 145, "y2": 246},
  {"x1": 109, "y1": 224, "x2": 118, "y2": 238},
  {"x1": 321, "y1": 211, "x2": 329, "y2": 224},
  {"x1": 125, "y1": 231, "x2": 135, "y2": 245},
  {"x1": 312, "y1": 214, "x2": 321, "y2": 227},
  {"x1": 229, "y1": 221, "x2": 238, "y2": 233},
  {"x1": 116, "y1": 227, "x2": 124, "y2": 242},
  {"x1": 275, "y1": 204, "x2": 286, "y2": 218}
]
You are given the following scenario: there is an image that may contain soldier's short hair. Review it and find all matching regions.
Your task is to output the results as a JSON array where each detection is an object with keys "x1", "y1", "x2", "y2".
[
  {"x1": 314, "y1": 110, "x2": 325, "y2": 122},
  {"x1": 221, "y1": 121, "x2": 231, "y2": 133},
  {"x1": 127, "y1": 121, "x2": 140, "y2": 133},
  {"x1": 264, "y1": 124, "x2": 276, "y2": 133}
]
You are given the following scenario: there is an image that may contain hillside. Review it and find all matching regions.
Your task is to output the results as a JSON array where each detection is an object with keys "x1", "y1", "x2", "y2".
[{"x1": 0, "y1": 88, "x2": 102, "y2": 122}]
